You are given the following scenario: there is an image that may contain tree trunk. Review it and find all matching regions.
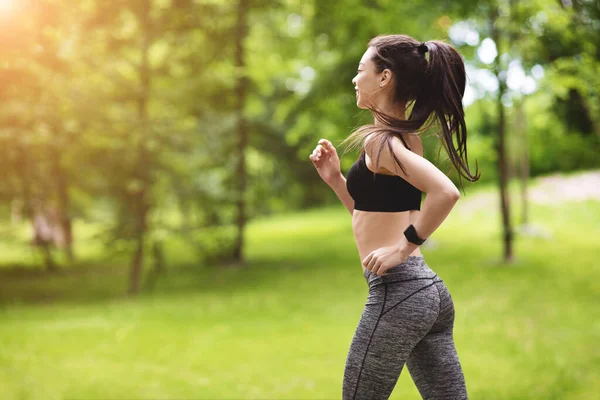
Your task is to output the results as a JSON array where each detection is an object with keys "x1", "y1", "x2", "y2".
[
  {"x1": 233, "y1": 0, "x2": 249, "y2": 264},
  {"x1": 129, "y1": 232, "x2": 145, "y2": 294},
  {"x1": 491, "y1": 7, "x2": 513, "y2": 262},
  {"x1": 17, "y1": 145, "x2": 58, "y2": 271},
  {"x1": 516, "y1": 97, "x2": 529, "y2": 225},
  {"x1": 129, "y1": 0, "x2": 152, "y2": 295},
  {"x1": 32, "y1": 206, "x2": 58, "y2": 271},
  {"x1": 145, "y1": 239, "x2": 166, "y2": 292},
  {"x1": 510, "y1": 0, "x2": 530, "y2": 227},
  {"x1": 50, "y1": 145, "x2": 74, "y2": 262},
  {"x1": 40, "y1": 243, "x2": 57, "y2": 272}
]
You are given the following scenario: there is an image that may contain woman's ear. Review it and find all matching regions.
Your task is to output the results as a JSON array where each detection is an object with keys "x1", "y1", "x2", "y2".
[{"x1": 380, "y1": 69, "x2": 392, "y2": 87}]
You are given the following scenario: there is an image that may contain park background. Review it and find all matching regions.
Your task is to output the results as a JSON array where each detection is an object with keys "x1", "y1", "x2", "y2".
[{"x1": 0, "y1": 0, "x2": 599, "y2": 399}]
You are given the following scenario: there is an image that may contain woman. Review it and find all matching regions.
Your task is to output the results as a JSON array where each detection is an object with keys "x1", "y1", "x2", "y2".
[{"x1": 309, "y1": 35, "x2": 479, "y2": 399}]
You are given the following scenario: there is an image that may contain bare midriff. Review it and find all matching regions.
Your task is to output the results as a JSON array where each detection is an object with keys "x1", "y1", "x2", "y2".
[{"x1": 353, "y1": 209, "x2": 422, "y2": 274}]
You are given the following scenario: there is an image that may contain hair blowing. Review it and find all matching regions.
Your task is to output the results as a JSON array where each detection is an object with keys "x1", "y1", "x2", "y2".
[{"x1": 340, "y1": 34, "x2": 480, "y2": 186}]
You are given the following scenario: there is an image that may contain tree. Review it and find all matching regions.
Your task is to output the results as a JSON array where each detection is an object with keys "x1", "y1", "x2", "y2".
[
  {"x1": 489, "y1": 5, "x2": 513, "y2": 262},
  {"x1": 233, "y1": 0, "x2": 250, "y2": 263}
]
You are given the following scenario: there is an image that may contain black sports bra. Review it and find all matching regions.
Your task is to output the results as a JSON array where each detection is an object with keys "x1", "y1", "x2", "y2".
[{"x1": 346, "y1": 151, "x2": 422, "y2": 212}]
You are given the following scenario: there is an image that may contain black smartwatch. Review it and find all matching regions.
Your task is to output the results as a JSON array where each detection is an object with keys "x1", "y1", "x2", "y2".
[{"x1": 404, "y1": 224, "x2": 426, "y2": 245}]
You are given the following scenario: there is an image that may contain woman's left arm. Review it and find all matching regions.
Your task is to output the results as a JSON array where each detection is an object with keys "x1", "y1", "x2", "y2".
[
  {"x1": 361, "y1": 136, "x2": 460, "y2": 273},
  {"x1": 377, "y1": 135, "x2": 460, "y2": 239}
]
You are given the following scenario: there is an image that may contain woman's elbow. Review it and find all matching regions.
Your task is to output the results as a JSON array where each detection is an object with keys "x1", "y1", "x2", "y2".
[
  {"x1": 434, "y1": 186, "x2": 460, "y2": 203},
  {"x1": 444, "y1": 188, "x2": 460, "y2": 202},
  {"x1": 425, "y1": 184, "x2": 460, "y2": 203}
]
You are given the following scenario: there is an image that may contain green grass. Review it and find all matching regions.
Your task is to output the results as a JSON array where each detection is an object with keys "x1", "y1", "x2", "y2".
[{"x1": 0, "y1": 181, "x2": 599, "y2": 399}]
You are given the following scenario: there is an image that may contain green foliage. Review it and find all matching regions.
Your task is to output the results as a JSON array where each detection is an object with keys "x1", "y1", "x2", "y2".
[{"x1": 0, "y1": 0, "x2": 598, "y2": 267}]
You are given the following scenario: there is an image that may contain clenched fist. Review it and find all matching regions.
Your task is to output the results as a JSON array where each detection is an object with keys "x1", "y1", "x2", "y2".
[{"x1": 309, "y1": 138, "x2": 342, "y2": 186}]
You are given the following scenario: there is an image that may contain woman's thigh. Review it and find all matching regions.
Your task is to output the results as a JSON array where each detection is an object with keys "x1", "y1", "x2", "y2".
[
  {"x1": 342, "y1": 279, "x2": 440, "y2": 399},
  {"x1": 406, "y1": 280, "x2": 468, "y2": 399}
]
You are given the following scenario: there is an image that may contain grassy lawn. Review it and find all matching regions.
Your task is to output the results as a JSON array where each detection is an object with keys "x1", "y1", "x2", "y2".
[{"x1": 0, "y1": 179, "x2": 599, "y2": 399}]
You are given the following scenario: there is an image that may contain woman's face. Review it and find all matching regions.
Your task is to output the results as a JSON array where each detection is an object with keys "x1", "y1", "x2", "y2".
[{"x1": 352, "y1": 46, "x2": 387, "y2": 109}]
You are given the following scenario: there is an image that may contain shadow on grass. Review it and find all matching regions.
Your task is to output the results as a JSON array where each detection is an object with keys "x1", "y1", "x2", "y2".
[
  {"x1": 0, "y1": 255, "x2": 319, "y2": 308},
  {"x1": 0, "y1": 214, "x2": 356, "y2": 307}
]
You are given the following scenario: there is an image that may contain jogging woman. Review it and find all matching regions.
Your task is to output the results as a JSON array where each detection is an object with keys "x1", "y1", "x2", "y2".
[{"x1": 309, "y1": 34, "x2": 479, "y2": 399}]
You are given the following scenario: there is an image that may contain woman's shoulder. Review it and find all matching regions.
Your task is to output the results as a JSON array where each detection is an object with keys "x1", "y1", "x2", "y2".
[
  {"x1": 363, "y1": 132, "x2": 424, "y2": 160},
  {"x1": 390, "y1": 134, "x2": 424, "y2": 158}
]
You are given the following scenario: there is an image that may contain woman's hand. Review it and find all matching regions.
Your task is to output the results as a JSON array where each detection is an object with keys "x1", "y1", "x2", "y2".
[
  {"x1": 362, "y1": 244, "x2": 411, "y2": 276},
  {"x1": 309, "y1": 139, "x2": 341, "y2": 186}
]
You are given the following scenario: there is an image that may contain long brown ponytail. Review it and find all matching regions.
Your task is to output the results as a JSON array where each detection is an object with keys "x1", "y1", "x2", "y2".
[{"x1": 340, "y1": 34, "x2": 480, "y2": 185}]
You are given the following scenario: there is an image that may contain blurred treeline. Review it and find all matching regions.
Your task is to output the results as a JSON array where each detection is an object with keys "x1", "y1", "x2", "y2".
[{"x1": 0, "y1": 0, "x2": 598, "y2": 293}]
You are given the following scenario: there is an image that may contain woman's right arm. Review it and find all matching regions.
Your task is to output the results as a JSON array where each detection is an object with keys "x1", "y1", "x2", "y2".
[
  {"x1": 310, "y1": 139, "x2": 354, "y2": 216},
  {"x1": 328, "y1": 173, "x2": 354, "y2": 216}
]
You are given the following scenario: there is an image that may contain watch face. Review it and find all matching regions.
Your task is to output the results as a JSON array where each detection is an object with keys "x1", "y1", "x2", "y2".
[{"x1": 404, "y1": 225, "x2": 424, "y2": 245}]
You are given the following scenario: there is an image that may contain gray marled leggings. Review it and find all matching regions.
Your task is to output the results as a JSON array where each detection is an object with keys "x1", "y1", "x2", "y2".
[{"x1": 342, "y1": 255, "x2": 468, "y2": 399}]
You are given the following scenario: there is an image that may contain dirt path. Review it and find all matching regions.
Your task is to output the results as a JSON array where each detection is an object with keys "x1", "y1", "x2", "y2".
[
  {"x1": 528, "y1": 171, "x2": 600, "y2": 204},
  {"x1": 456, "y1": 170, "x2": 600, "y2": 216}
]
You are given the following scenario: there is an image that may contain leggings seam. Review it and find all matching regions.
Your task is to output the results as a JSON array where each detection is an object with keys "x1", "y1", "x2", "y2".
[
  {"x1": 433, "y1": 280, "x2": 442, "y2": 322},
  {"x1": 368, "y1": 276, "x2": 437, "y2": 294},
  {"x1": 353, "y1": 282, "x2": 387, "y2": 400},
  {"x1": 380, "y1": 281, "x2": 438, "y2": 317},
  {"x1": 383, "y1": 275, "x2": 437, "y2": 283}
]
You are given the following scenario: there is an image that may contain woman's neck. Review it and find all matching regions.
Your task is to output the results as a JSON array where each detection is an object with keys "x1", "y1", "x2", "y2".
[{"x1": 373, "y1": 100, "x2": 407, "y2": 125}]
